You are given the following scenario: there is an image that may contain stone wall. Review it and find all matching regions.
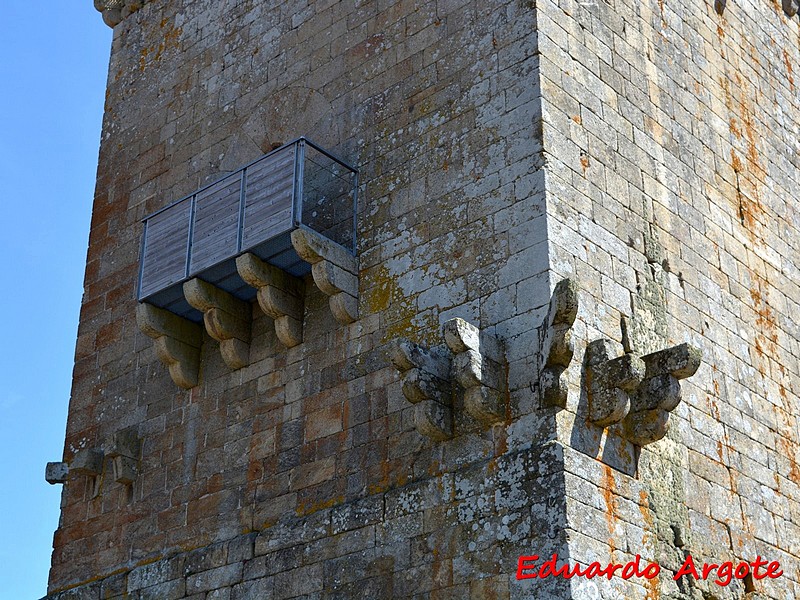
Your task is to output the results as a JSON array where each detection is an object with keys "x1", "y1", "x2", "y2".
[
  {"x1": 537, "y1": 0, "x2": 800, "y2": 596},
  {"x1": 47, "y1": 0, "x2": 564, "y2": 597}
]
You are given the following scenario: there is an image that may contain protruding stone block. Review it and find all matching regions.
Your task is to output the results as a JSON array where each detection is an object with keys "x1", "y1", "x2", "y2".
[
  {"x1": 387, "y1": 338, "x2": 452, "y2": 441},
  {"x1": 112, "y1": 456, "x2": 138, "y2": 485},
  {"x1": 137, "y1": 303, "x2": 202, "y2": 389},
  {"x1": 184, "y1": 278, "x2": 252, "y2": 370},
  {"x1": 236, "y1": 253, "x2": 305, "y2": 348},
  {"x1": 585, "y1": 339, "x2": 646, "y2": 427},
  {"x1": 540, "y1": 278, "x2": 579, "y2": 408},
  {"x1": 106, "y1": 428, "x2": 141, "y2": 460},
  {"x1": 71, "y1": 449, "x2": 104, "y2": 477},
  {"x1": 291, "y1": 226, "x2": 359, "y2": 324},
  {"x1": 45, "y1": 462, "x2": 69, "y2": 485},
  {"x1": 105, "y1": 428, "x2": 141, "y2": 485},
  {"x1": 443, "y1": 318, "x2": 506, "y2": 426},
  {"x1": 783, "y1": 0, "x2": 799, "y2": 16},
  {"x1": 622, "y1": 343, "x2": 702, "y2": 446}
]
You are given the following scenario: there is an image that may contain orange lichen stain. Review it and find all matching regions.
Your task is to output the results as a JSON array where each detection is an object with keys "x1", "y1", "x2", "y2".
[
  {"x1": 580, "y1": 154, "x2": 590, "y2": 173},
  {"x1": 295, "y1": 495, "x2": 344, "y2": 517},
  {"x1": 601, "y1": 465, "x2": 619, "y2": 554},
  {"x1": 139, "y1": 19, "x2": 183, "y2": 72},
  {"x1": 572, "y1": 114, "x2": 582, "y2": 124},
  {"x1": 783, "y1": 50, "x2": 796, "y2": 92}
]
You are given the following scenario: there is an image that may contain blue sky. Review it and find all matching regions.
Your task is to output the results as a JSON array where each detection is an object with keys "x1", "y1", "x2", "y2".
[{"x1": 0, "y1": 3, "x2": 111, "y2": 597}]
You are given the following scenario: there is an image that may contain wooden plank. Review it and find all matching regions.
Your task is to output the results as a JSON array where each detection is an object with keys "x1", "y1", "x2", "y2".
[
  {"x1": 189, "y1": 174, "x2": 241, "y2": 274},
  {"x1": 140, "y1": 199, "x2": 191, "y2": 298}
]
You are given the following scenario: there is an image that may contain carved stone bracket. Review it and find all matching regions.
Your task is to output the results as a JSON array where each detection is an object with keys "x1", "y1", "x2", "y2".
[
  {"x1": 137, "y1": 303, "x2": 203, "y2": 389},
  {"x1": 585, "y1": 340, "x2": 646, "y2": 427},
  {"x1": 291, "y1": 226, "x2": 359, "y2": 324},
  {"x1": 387, "y1": 339, "x2": 453, "y2": 441},
  {"x1": 236, "y1": 253, "x2": 305, "y2": 348},
  {"x1": 70, "y1": 448, "x2": 105, "y2": 497},
  {"x1": 622, "y1": 343, "x2": 702, "y2": 446},
  {"x1": 539, "y1": 278, "x2": 579, "y2": 408},
  {"x1": 45, "y1": 462, "x2": 69, "y2": 485},
  {"x1": 783, "y1": 0, "x2": 799, "y2": 17},
  {"x1": 443, "y1": 318, "x2": 506, "y2": 426},
  {"x1": 183, "y1": 278, "x2": 252, "y2": 370},
  {"x1": 94, "y1": 0, "x2": 152, "y2": 27},
  {"x1": 105, "y1": 429, "x2": 142, "y2": 485}
]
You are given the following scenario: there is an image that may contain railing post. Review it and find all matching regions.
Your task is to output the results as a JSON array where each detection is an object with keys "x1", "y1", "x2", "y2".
[
  {"x1": 137, "y1": 219, "x2": 148, "y2": 301},
  {"x1": 237, "y1": 169, "x2": 247, "y2": 253},
  {"x1": 186, "y1": 195, "x2": 196, "y2": 279}
]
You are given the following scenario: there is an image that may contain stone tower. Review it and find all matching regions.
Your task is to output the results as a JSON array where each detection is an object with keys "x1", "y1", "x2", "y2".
[{"x1": 45, "y1": 0, "x2": 799, "y2": 598}]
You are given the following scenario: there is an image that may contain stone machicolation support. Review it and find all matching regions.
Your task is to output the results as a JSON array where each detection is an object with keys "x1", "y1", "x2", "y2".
[
  {"x1": 387, "y1": 339, "x2": 453, "y2": 441},
  {"x1": 137, "y1": 303, "x2": 203, "y2": 389},
  {"x1": 291, "y1": 227, "x2": 359, "y2": 325},
  {"x1": 539, "y1": 278, "x2": 579, "y2": 408},
  {"x1": 585, "y1": 339, "x2": 702, "y2": 446},
  {"x1": 236, "y1": 253, "x2": 305, "y2": 348},
  {"x1": 94, "y1": 0, "x2": 153, "y2": 27},
  {"x1": 443, "y1": 318, "x2": 506, "y2": 426},
  {"x1": 387, "y1": 318, "x2": 508, "y2": 440},
  {"x1": 183, "y1": 278, "x2": 252, "y2": 370},
  {"x1": 46, "y1": 429, "x2": 142, "y2": 492},
  {"x1": 622, "y1": 343, "x2": 702, "y2": 446}
]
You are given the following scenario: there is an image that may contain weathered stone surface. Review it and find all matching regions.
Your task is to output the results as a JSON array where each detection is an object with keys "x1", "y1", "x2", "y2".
[{"x1": 52, "y1": 0, "x2": 800, "y2": 597}]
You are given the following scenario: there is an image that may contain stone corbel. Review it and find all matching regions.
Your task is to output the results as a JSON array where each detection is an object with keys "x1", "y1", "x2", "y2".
[
  {"x1": 291, "y1": 226, "x2": 358, "y2": 324},
  {"x1": 585, "y1": 340, "x2": 646, "y2": 427},
  {"x1": 622, "y1": 343, "x2": 702, "y2": 446},
  {"x1": 783, "y1": 0, "x2": 799, "y2": 17},
  {"x1": 387, "y1": 339, "x2": 453, "y2": 441},
  {"x1": 236, "y1": 253, "x2": 305, "y2": 348},
  {"x1": 70, "y1": 448, "x2": 105, "y2": 497},
  {"x1": 137, "y1": 303, "x2": 202, "y2": 389},
  {"x1": 94, "y1": 0, "x2": 150, "y2": 27},
  {"x1": 539, "y1": 278, "x2": 579, "y2": 408},
  {"x1": 45, "y1": 462, "x2": 69, "y2": 485},
  {"x1": 106, "y1": 429, "x2": 141, "y2": 485},
  {"x1": 183, "y1": 278, "x2": 252, "y2": 370},
  {"x1": 443, "y1": 318, "x2": 506, "y2": 426}
]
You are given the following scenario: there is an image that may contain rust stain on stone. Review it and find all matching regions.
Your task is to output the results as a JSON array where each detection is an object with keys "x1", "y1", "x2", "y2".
[
  {"x1": 783, "y1": 50, "x2": 796, "y2": 92},
  {"x1": 601, "y1": 465, "x2": 618, "y2": 554}
]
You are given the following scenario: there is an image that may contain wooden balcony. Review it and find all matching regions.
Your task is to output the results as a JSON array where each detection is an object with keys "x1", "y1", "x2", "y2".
[{"x1": 137, "y1": 138, "x2": 358, "y2": 323}]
